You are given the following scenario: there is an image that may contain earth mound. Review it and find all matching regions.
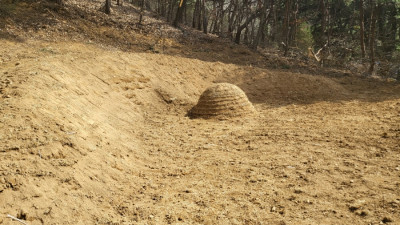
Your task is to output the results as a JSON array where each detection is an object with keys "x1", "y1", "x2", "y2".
[{"x1": 188, "y1": 83, "x2": 255, "y2": 119}]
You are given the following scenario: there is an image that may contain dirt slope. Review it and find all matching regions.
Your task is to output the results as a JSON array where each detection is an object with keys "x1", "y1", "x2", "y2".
[{"x1": 1, "y1": 38, "x2": 399, "y2": 225}]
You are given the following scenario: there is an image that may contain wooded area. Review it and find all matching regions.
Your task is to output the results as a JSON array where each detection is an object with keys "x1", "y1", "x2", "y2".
[{"x1": 94, "y1": 0, "x2": 399, "y2": 72}]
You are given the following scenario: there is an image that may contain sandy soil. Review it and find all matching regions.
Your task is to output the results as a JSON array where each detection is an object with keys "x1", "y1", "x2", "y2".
[
  {"x1": 0, "y1": 2, "x2": 400, "y2": 224},
  {"x1": 0, "y1": 38, "x2": 399, "y2": 225}
]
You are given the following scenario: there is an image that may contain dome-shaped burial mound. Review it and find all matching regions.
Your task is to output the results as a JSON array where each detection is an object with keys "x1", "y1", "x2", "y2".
[{"x1": 189, "y1": 83, "x2": 255, "y2": 119}]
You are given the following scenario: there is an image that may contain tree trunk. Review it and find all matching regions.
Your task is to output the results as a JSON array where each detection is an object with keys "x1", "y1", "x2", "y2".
[
  {"x1": 292, "y1": 0, "x2": 299, "y2": 44},
  {"x1": 173, "y1": 0, "x2": 187, "y2": 27},
  {"x1": 161, "y1": 0, "x2": 166, "y2": 17},
  {"x1": 202, "y1": 0, "x2": 208, "y2": 34},
  {"x1": 359, "y1": 0, "x2": 366, "y2": 58},
  {"x1": 139, "y1": 0, "x2": 145, "y2": 24},
  {"x1": 184, "y1": 3, "x2": 187, "y2": 24},
  {"x1": 167, "y1": 0, "x2": 176, "y2": 22},
  {"x1": 283, "y1": 0, "x2": 291, "y2": 56},
  {"x1": 389, "y1": 2, "x2": 397, "y2": 53},
  {"x1": 250, "y1": 19, "x2": 256, "y2": 44},
  {"x1": 270, "y1": 0, "x2": 277, "y2": 42},
  {"x1": 218, "y1": 0, "x2": 224, "y2": 35},
  {"x1": 105, "y1": 0, "x2": 111, "y2": 14},
  {"x1": 320, "y1": 0, "x2": 326, "y2": 36},
  {"x1": 369, "y1": 1, "x2": 377, "y2": 74},
  {"x1": 192, "y1": 0, "x2": 200, "y2": 28},
  {"x1": 252, "y1": 0, "x2": 269, "y2": 49},
  {"x1": 210, "y1": 0, "x2": 217, "y2": 33},
  {"x1": 234, "y1": 9, "x2": 261, "y2": 44},
  {"x1": 227, "y1": 0, "x2": 237, "y2": 39},
  {"x1": 197, "y1": 0, "x2": 203, "y2": 30},
  {"x1": 318, "y1": 0, "x2": 329, "y2": 47},
  {"x1": 244, "y1": 27, "x2": 249, "y2": 45}
]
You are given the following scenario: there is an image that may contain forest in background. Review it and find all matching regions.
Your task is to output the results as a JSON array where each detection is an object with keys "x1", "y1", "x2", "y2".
[
  {"x1": 1, "y1": 0, "x2": 399, "y2": 77},
  {"x1": 100, "y1": 0, "x2": 399, "y2": 74}
]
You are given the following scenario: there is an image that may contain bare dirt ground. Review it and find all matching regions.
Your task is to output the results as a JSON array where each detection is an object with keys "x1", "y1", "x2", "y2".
[{"x1": 1, "y1": 1, "x2": 400, "y2": 225}]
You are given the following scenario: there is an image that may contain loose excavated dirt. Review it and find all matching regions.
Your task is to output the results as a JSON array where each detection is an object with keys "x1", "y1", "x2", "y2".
[
  {"x1": 1, "y1": 1, "x2": 400, "y2": 223},
  {"x1": 188, "y1": 83, "x2": 255, "y2": 119},
  {"x1": 1, "y1": 38, "x2": 400, "y2": 225}
]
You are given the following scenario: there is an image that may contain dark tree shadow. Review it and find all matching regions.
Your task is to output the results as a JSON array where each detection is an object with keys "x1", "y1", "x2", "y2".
[
  {"x1": 0, "y1": 31, "x2": 25, "y2": 42},
  {"x1": 212, "y1": 67, "x2": 400, "y2": 107}
]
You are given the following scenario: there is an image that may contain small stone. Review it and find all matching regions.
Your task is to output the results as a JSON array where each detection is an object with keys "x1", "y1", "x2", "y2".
[
  {"x1": 15, "y1": 62, "x2": 20, "y2": 66},
  {"x1": 294, "y1": 189, "x2": 303, "y2": 194},
  {"x1": 381, "y1": 217, "x2": 392, "y2": 223},
  {"x1": 270, "y1": 206, "x2": 276, "y2": 212},
  {"x1": 355, "y1": 210, "x2": 369, "y2": 217}
]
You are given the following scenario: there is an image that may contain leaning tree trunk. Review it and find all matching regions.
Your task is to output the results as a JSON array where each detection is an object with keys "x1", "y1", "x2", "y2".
[{"x1": 234, "y1": 9, "x2": 261, "y2": 44}]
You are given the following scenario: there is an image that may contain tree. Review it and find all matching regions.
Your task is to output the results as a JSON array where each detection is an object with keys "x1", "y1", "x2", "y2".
[
  {"x1": 252, "y1": 0, "x2": 273, "y2": 49},
  {"x1": 105, "y1": 0, "x2": 111, "y2": 14},
  {"x1": 369, "y1": 0, "x2": 377, "y2": 73},
  {"x1": 173, "y1": 0, "x2": 188, "y2": 27},
  {"x1": 139, "y1": 0, "x2": 146, "y2": 24},
  {"x1": 137, "y1": 0, "x2": 399, "y2": 69},
  {"x1": 283, "y1": 0, "x2": 291, "y2": 55},
  {"x1": 235, "y1": 9, "x2": 261, "y2": 44},
  {"x1": 360, "y1": 0, "x2": 366, "y2": 58}
]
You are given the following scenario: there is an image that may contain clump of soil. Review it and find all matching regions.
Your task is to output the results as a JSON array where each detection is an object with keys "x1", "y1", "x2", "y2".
[{"x1": 188, "y1": 83, "x2": 255, "y2": 119}]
